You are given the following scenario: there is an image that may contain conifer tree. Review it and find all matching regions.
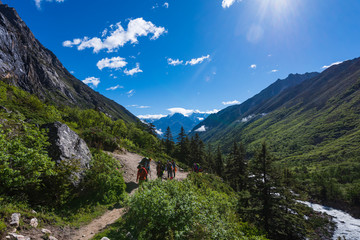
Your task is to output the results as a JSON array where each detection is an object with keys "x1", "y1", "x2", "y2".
[
  {"x1": 226, "y1": 141, "x2": 247, "y2": 191},
  {"x1": 164, "y1": 126, "x2": 174, "y2": 155},
  {"x1": 176, "y1": 127, "x2": 190, "y2": 164},
  {"x1": 189, "y1": 133, "x2": 205, "y2": 166},
  {"x1": 215, "y1": 145, "x2": 224, "y2": 177},
  {"x1": 248, "y1": 142, "x2": 305, "y2": 240}
]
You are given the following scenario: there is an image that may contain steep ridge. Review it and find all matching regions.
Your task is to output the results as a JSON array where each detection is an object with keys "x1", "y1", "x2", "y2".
[
  {"x1": 192, "y1": 72, "x2": 319, "y2": 142},
  {"x1": 0, "y1": 2, "x2": 137, "y2": 123},
  {"x1": 200, "y1": 57, "x2": 360, "y2": 161}
]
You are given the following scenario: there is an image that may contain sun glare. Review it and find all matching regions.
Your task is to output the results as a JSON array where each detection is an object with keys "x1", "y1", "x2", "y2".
[{"x1": 257, "y1": 0, "x2": 299, "y2": 23}]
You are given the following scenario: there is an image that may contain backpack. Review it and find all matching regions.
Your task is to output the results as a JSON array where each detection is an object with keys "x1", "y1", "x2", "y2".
[{"x1": 138, "y1": 167, "x2": 147, "y2": 180}]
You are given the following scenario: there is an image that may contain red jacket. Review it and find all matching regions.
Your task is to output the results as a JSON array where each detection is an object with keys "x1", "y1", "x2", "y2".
[{"x1": 137, "y1": 167, "x2": 148, "y2": 181}]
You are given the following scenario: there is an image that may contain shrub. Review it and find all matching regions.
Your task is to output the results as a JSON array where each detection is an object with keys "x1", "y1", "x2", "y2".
[
  {"x1": 81, "y1": 151, "x2": 126, "y2": 204},
  {"x1": 114, "y1": 177, "x2": 266, "y2": 240}
]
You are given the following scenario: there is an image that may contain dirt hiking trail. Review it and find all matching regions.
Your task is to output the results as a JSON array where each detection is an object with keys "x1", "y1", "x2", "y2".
[{"x1": 71, "y1": 151, "x2": 188, "y2": 240}]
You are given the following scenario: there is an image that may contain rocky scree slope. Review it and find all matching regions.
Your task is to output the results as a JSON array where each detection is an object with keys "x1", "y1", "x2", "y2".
[{"x1": 0, "y1": 2, "x2": 137, "y2": 123}]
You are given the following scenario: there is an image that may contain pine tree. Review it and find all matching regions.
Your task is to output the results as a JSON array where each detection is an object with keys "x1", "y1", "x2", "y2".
[
  {"x1": 164, "y1": 126, "x2": 174, "y2": 155},
  {"x1": 176, "y1": 127, "x2": 190, "y2": 165},
  {"x1": 189, "y1": 133, "x2": 205, "y2": 166},
  {"x1": 226, "y1": 141, "x2": 247, "y2": 191},
  {"x1": 248, "y1": 142, "x2": 305, "y2": 240},
  {"x1": 215, "y1": 145, "x2": 224, "y2": 177}
]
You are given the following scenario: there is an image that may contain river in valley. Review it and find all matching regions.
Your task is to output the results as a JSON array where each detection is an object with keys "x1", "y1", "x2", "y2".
[{"x1": 298, "y1": 201, "x2": 360, "y2": 240}]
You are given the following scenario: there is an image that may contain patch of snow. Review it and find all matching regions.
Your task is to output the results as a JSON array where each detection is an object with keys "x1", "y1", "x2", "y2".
[{"x1": 195, "y1": 125, "x2": 206, "y2": 132}]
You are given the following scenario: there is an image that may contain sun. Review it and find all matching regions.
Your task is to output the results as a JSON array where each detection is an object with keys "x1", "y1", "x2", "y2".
[{"x1": 256, "y1": 0, "x2": 300, "y2": 26}]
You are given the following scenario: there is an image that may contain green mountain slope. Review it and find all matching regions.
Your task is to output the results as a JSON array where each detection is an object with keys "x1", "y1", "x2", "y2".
[{"x1": 192, "y1": 72, "x2": 319, "y2": 142}]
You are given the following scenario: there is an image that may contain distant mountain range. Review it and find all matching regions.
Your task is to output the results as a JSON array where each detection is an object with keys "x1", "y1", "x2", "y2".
[
  {"x1": 142, "y1": 112, "x2": 209, "y2": 138},
  {"x1": 0, "y1": 3, "x2": 137, "y2": 123}
]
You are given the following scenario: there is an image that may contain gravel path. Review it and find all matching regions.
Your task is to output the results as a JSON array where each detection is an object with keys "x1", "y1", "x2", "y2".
[{"x1": 71, "y1": 151, "x2": 188, "y2": 240}]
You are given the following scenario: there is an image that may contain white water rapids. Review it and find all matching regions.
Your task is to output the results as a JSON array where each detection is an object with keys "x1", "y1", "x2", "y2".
[{"x1": 298, "y1": 201, "x2": 360, "y2": 240}]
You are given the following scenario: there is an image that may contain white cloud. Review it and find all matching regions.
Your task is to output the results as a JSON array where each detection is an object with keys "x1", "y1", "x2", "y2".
[
  {"x1": 63, "y1": 18, "x2": 167, "y2": 53},
  {"x1": 62, "y1": 38, "x2": 81, "y2": 47},
  {"x1": 195, "y1": 125, "x2": 206, "y2": 132},
  {"x1": 322, "y1": 61, "x2": 343, "y2": 69},
  {"x1": 222, "y1": 100, "x2": 240, "y2": 105},
  {"x1": 250, "y1": 64, "x2": 257, "y2": 69},
  {"x1": 271, "y1": 69, "x2": 279, "y2": 73},
  {"x1": 106, "y1": 85, "x2": 123, "y2": 91},
  {"x1": 163, "y1": 2, "x2": 169, "y2": 8},
  {"x1": 222, "y1": 0, "x2": 242, "y2": 9},
  {"x1": 97, "y1": 57, "x2": 127, "y2": 70},
  {"x1": 127, "y1": 89, "x2": 135, "y2": 97},
  {"x1": 167, "y1": 58, "x2": 183, "y2": 66},
  {"x1": 198, "y1": 117, "x2": 204, "y2": 121},
  {"x1": 168, "y1": 108, "x2": 195, "y2": 117},
  {"x1": 82, "y1": 77, "x2": 100, "y2": 88},
  {"x1": 124, "y1": 63, "x2": 143, "y2": 76},
  {"x1": 35, "y1": 0, "x2": 64, "y2": 9},
  {"x1": 168, "y1": 55, "x2": 211, "y2": 66},
  {"x1": 138, "y1": 114, "x2": 167, "y2": 120},
  {"x1": 138, "y1": 106, "x2": 150, "y2": 109},
  {"x1": 167, "y1": 108, "x2": 219, "y2": 116},
  {"x1": 186, "y1": 55, "x2": 211, "y2": 65}
]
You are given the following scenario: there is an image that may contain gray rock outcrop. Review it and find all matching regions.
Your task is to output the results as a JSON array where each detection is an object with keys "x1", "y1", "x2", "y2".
[
  {"x1": 41, "y1": 121, "x2": 91, "y2": 185},
  {"x1": 10, "y1": 213, "x2": 20, "y2": 227}
]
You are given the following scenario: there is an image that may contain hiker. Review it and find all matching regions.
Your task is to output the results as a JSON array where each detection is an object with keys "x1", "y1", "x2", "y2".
[
  {"x1": 141, "y1": 157, "x2": 152, "y2": 180},
  {"x1": 156, "y1": 161, "x2": 164, "y2": 180},
  {"x1": 166, "y1": 160, "x2": 173, "y2": 179},
  {"x1": 136, "y1": 164, "x2": 148, "y2": 185},
  {"x1": 172, "y1": 160, "x2": 177, "y2": 178},
  {"x1": 193, "y1": 163, "x2": 202, "y2": 173}
]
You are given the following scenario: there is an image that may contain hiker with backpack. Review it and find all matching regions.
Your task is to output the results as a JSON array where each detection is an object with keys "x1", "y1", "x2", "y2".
[
  {"x1": 136, "y1": 164, "x2": 148, "y2": 185},
  {"x1": 166, "y1": 160, "x2": 173, "y2": 179},
  {"x1": 172, "y1": 160, "x2": 177, "y2": 178},
  {"x1": 156, "y1": 161, "x2": 164, "y2": 180},
  {"x1": 140, "y1": 157, "x2": 152, "y2": 180}
]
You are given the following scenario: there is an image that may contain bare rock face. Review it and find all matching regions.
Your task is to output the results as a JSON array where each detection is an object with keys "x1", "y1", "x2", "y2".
[
  {"x1": 41, "y1": 121, "x2": 91, "y2": 185},
  {"x1": 0, "y1": 3, "x2": 139, "y2": 123}
]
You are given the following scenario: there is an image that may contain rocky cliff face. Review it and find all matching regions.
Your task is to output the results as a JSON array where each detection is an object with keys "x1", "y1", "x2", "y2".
[{"x1": 0, "y1": 2, "x2": 138, "y2": 123}]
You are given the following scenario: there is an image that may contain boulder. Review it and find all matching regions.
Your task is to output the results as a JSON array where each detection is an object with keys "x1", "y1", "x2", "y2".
[
  {"x1": 101, "y1": 237, "x2": 110, "y2": 240},
  {"x1": 8, "y1": 233, "x2": 30, "y2": 240},
  {"x1": 9, "y1": 213, "x2": 20, "y2": 227},
  {"x1": 30, "y1": 218, "x2": 38, "y2": 228},
  {"x1": 41, "y1": 121, "x2": 92, "y2": 185},
  {"x1": 41, "y1": 228, "x2": 52, "y2": 235},
  {"x1": 49, "y1": 236, "x2": 58, "y2": 240}
]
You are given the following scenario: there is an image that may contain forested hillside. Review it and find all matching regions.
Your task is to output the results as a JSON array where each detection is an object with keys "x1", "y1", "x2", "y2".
[{"x1": 196, "y1": 58, "x2": 360, "y2": 214}]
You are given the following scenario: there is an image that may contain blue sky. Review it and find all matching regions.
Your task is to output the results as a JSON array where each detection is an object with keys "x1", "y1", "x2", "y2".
[{"x1": 3, "y1": 0, "x2": 360, "y2": 119}]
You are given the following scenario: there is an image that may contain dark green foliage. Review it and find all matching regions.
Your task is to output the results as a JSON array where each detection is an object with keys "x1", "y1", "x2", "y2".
[
  {"x1": 0, "y1": 123, "x2": 55, "y2": 202},
  {"x1": 226, "y1": 142, "x2": 247, "y2": 191},
  {"x1": 94, "y1": 175, "x2": 267, "y2": 240},
  {"x1": 81, "y1": 151, "x2": 126, "y2": 204},
  {"x1": 164, "y1": 126, "x2": 175, "y2": 155},
  {"x1": 215, "y1": 145, "x2": 224, "y2": 177}
]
